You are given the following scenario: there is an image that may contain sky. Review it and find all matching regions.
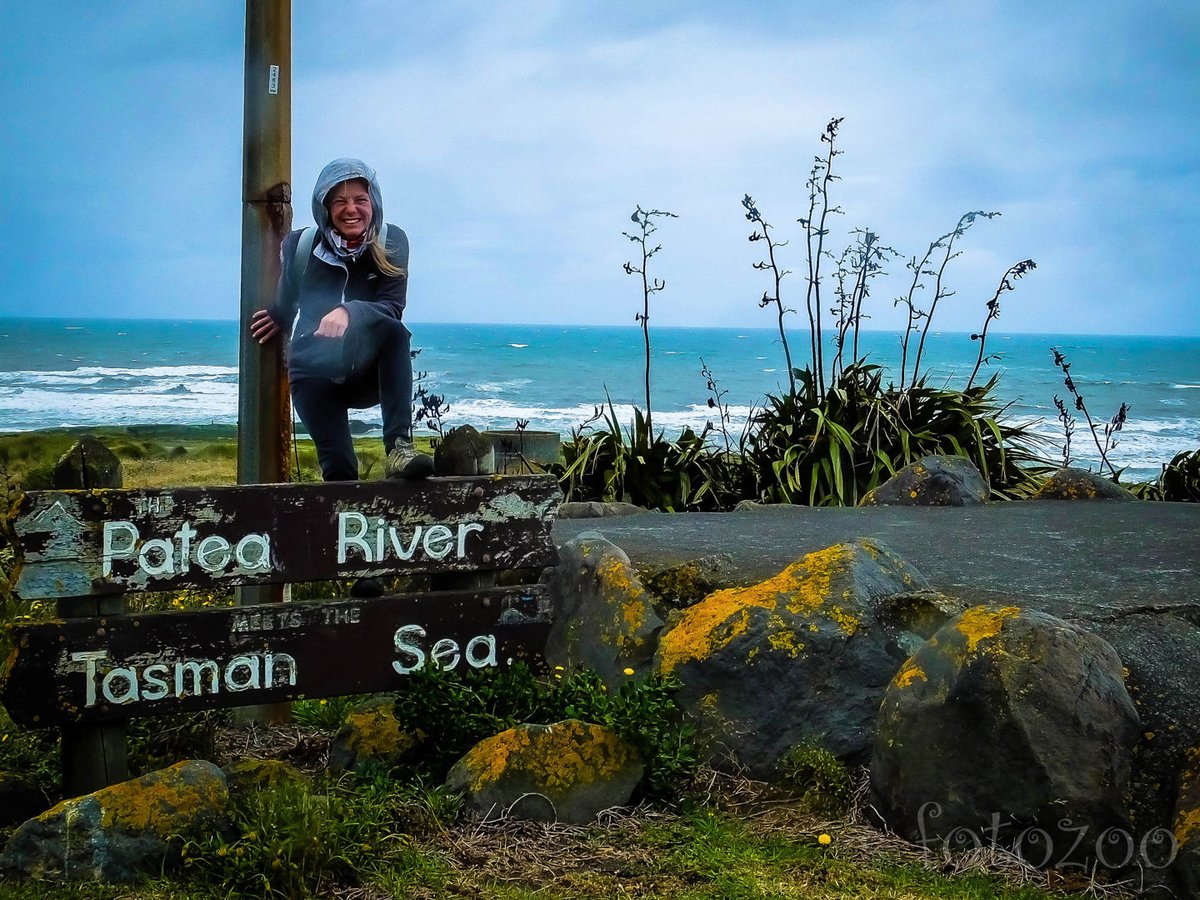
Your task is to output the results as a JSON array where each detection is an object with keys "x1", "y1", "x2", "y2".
[{"x1": 0, "y1": 1, "x2": 1197, "y2": 335}]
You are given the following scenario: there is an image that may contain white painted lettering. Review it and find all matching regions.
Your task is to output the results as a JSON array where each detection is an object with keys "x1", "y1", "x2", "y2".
[
  {"x1": 466, "y1": 634, "x2": 498, "y2": 669},
  {"x1": 234, "y1": 533, "x2": 271, "y2": 571},
  {"x1": 142, "y1": 664, "x2": 170, "y2": 700},
  {"x1": 72, "y1": 650, "x2": 108, "y2": 707},
  {"x1": 457, "y1": 522, "x2": 485, "y2": 557},
  {"x1": 101, "y1": 521, "x2": 139, "y2": 576},
  {"x1": 175, "y1": 522, "x2": 197, "y2": 574},
  {"x1": 225, "y1": 656, "x2": 261, "y2": 691},
  {"x1": 196, "y1": 535, "x2": 231, "y2": 572},
  {"x1": 102, "y1": 667, "x2": 140, "y2": 704},
  {"x1": 338, "y1": 512, "x2": 372, "y2": 563},
  {"x1": 388, "y1": 524, "x2": 422, "y2": 560},
  {"x1": 422, "y1": 524, "x2": 454, "y2": 559},
  {"x1": 175, "y1": 659, "x2": 220, "y2": 697},
  {"x1": 392, "y1": 624, "x2": 427, "y2": 674},
  {"x1": 431, "y1": 637, "x2": 461, "y2": 669},
  {"x1": 375, "y1": 517, "x2": 386, "y2": 562},
  {"x1": 264, "y1": 652, "x2": 297, "y2": 687},
  {"x1": 138, "y1": 537, "x2": 175, "y2": 576}
]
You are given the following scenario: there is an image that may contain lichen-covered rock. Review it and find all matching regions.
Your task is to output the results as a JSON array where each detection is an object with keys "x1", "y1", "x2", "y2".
[
  {"x1": 52, "y1": 436, "x2": 122, "y2": 489},
  {"x1": 1172, "y1": 747, "x2": 1200, "y2": 895},
  {"x1": 434, "y1": 424, "x2": 494, "y2": 475},
  {"x1": 446, "y1": 720, "x2": 642, "y2": 824},
  {"x1": 1033, "y1": 467, "x2": 1136, "y2": 501},
  {"x1": 860, "y1": 455, "x2": 989, "y2": 507},
  {"x1": 222, "y1": 759, "x2": 307, "y2": 796},
  {"x1": 654, "y1": 539, "x2": 928, "y2": 776},
  {"x1": 871, "y1": 607, "x2": 1138, "y2": 861},
  {"x1": 557, "y1": 501, "x2": 648, "y2": 519},
  {"x1": 1095, "y1": 613, "x2": 1200, "y2": 835},
  {"x1": 0, "y1": 773, "x2": 46, "y2": 828},
  {"x1": 639, "y1": 553, "x2": 738, "y2": 610},
  {"x1": 0, "y1": 760, "x2": 228, "y2": 882},
  {"x1": 330, "y1": 696, "x2": 420, "y2": 773},
  {"x1": 544, "y1": 534, "x2": 664, "y2": 685}
]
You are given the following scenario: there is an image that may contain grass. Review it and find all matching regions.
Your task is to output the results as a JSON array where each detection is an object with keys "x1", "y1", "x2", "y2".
[
  {"x1": 0, "y1": 426, "x2": 437, "y2": 489},
  {"x1": 0, "y1": 799, "x2": 1110, "y2": 899}
]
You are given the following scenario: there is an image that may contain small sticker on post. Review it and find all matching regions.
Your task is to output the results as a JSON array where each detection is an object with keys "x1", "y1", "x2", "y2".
[{"x1": 269, "y1": 65, "x2": 280, "y2": 95}]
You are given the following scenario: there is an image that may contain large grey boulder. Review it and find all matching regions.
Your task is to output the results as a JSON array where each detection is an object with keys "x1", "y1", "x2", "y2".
[
  {"x1": 446, "y1": 720, "x2": 642, "y2": 824},
  {"x1": 1095, "y1": 613, "x2": 1200, "y2": 834},
  {"x1": 557, "y1": 501, "x2": 648, "y2": 519},
  {"x1": 0, "y1": 760, "x2": 229, "y2": 882},
  {"x1": 52, "y1": 436, "x2": 122, "y2": 489},
  {"x1": 860, "y1": 455, "x2": 989, "y2": 507},
  {"x1": 653, "y1": 539, "x2": 932, "y2": 776},
  {"x1": 543, "y1": 534, "x2": 664, "y2": 685},
  {"x1": 1034, "y1": 467, "x2": 1136, "y2": 501},
  {"x1": 871, "y1": 607, "x2": 1138, "y2": 862}
]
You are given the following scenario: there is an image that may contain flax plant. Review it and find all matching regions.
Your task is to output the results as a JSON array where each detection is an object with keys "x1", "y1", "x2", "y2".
[{"x1": 624, "y1": 206, "x2": 677, "y2": 432}]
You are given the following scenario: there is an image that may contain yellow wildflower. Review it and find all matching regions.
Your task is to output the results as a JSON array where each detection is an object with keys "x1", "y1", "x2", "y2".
[
  {"x1": 623, "y1": 667, "x2": 635, "y2": 676},
  {"x1": 818, "y1": 834, "x2": 832, "y2": 845}
]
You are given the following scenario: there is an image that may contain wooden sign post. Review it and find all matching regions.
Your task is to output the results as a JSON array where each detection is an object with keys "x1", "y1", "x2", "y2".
[{"x1": 3, "y1": 477, "x2": 560, "y2": 743}]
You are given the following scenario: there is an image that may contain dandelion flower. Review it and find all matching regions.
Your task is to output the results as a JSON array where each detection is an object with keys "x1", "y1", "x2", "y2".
[
  {"x1": 623, "y1": 667, "x2": 635, "y2": 676},
  {"x1": 818, "y1": 833, "x2": 832, "y2": 845}
]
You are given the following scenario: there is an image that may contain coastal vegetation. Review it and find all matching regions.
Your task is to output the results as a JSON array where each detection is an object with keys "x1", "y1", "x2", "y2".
[{"x1": 559, "y1": 119, "x2": 1047, "y2": 510}]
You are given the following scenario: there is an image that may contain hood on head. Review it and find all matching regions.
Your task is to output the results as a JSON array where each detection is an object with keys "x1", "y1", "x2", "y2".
[{"x1": 312, "y1": 158, "x2": 385, "y2": 242}]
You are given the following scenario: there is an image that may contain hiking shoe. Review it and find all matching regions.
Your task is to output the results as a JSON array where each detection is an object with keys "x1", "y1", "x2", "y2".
[{"x1": 386, "y1": 440, "x2": 435, "y2": 480}]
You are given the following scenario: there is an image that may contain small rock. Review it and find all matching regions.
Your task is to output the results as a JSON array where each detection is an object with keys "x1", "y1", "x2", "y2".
[
  {"x1": 222, "y1": 759, "x2": 307, "y2": 797},
  {"x1": 557, "y1": 501, "x2": 648, "y2": 519},
  {"x1": 544, "y1": 534, "x2": 664, "y2": 685},
  {"x1": 1033, "y1": 467, "x2": 1137, "y2": 501},
  {"x1": 0, "y1": 773, "x2": 46, "y2": 828},
  {"x1": 52, "y1": 436, "x2": 122, "y2": 489},
  {"x1": 0, "y1": 760, "x2": 228, "y2": 882},
  {"x1": 654, "y1": 539, "x2": 929, "y2": 775},
  {"x1": 434, "y1": 424, "x2": 494, "y2": 475},
  {"x1": 330, "y1": 697, "x2": 419, "y2": 773},
  {"x1": 860, "y1": 455, "x2": 989, "y2": 507},
  {"x1": 871, "y1": 607, "x2": 1138, "y2": 862},
  {"x1": 446, "y1": 720, "x2": 643, "y2": 824}
]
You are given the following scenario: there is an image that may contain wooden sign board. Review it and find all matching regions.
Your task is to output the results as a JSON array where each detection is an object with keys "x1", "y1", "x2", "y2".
[
  {"x1": 1, "y1": 586, "x2": 550, "y2": 726},
  {"x1": 11, "y1": 476, "x2": 560, "y2": 600}
]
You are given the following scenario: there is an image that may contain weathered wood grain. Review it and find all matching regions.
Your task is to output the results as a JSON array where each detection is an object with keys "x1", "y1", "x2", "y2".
[
  {"x1": 11, "y1": 476, "x2": 560, "y2": 599},
  {"x1": 2, "y1": 586, "x2": 551, "y2": 726}
]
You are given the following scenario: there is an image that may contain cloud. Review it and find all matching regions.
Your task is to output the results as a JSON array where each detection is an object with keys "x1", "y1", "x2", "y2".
[{"x1": 0, "y1": 1, "x2": 1196, "y2": 334}]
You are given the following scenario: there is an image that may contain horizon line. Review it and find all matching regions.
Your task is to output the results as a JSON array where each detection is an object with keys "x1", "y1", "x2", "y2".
[{"x1": 0, "y1": 314, "x2": 1197, "y2": 341}]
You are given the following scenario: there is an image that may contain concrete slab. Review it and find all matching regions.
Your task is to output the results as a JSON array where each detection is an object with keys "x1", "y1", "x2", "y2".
[{"x1": 553, "y1": 501, "x2": 1200, "y2": 625}]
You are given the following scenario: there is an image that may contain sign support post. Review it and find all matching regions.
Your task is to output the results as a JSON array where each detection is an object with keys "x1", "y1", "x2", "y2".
[{"x1": 236, "y1": 0, "x2": 292, "y2": 723}]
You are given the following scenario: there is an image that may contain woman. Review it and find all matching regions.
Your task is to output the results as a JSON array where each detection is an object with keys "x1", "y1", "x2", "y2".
[{"x1": 250, "y1": 158, "x2": 433, "y2": 481}]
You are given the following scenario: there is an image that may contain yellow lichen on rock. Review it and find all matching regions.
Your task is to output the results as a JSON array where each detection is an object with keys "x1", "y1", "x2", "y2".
[
  {"x1": 657, "y1": 544, "x2": 865, "y2": 674},
  {"x1": 344, "y1": 703, "x2": 415, "y2": 760},
  {"x1": 459, "y1": 721, "x2": 636, "y2": 794},
  {"x1": 955, "y1": 606, "x2": 1021, "y2": 653},
  {"x1": 92, "y1": 761, "x2": 226, "y2": 835},
  {"x1": 893, "y1": 659, "x2": 927, "y2": 689}
]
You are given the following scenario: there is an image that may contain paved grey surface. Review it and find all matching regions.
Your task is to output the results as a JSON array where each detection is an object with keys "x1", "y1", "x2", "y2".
[{"x1": 552, "y1": 501, "x2": 1200, "y2": 624}]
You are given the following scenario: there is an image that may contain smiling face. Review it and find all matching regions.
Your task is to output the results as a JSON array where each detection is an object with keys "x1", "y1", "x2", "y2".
[{"x1": 327, "y1": 178, "x2": 373, "y2": 242}]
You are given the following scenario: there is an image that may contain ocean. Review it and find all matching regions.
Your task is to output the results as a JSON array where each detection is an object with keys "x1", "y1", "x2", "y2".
[{"x1": 0, "y1": 317, "x2": 1197, "y2": 483}]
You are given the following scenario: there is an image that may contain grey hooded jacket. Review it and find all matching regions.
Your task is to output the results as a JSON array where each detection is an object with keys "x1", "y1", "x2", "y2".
[{"x1": 267, "y1": 158, "x2": 409, "y2": 383}]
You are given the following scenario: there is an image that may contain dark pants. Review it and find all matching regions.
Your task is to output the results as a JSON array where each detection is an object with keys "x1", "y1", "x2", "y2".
[{"x1": 290, "y1": 318, "x2": 413, "y2": 481}]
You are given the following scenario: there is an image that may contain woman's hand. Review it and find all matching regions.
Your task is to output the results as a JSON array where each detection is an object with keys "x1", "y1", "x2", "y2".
[
  {"x1": 314, "y1": 306, "x2": 349, "y2": 338},
  {"x1": 250, "y1": 309, "x2": 280, "y2": 344}
]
